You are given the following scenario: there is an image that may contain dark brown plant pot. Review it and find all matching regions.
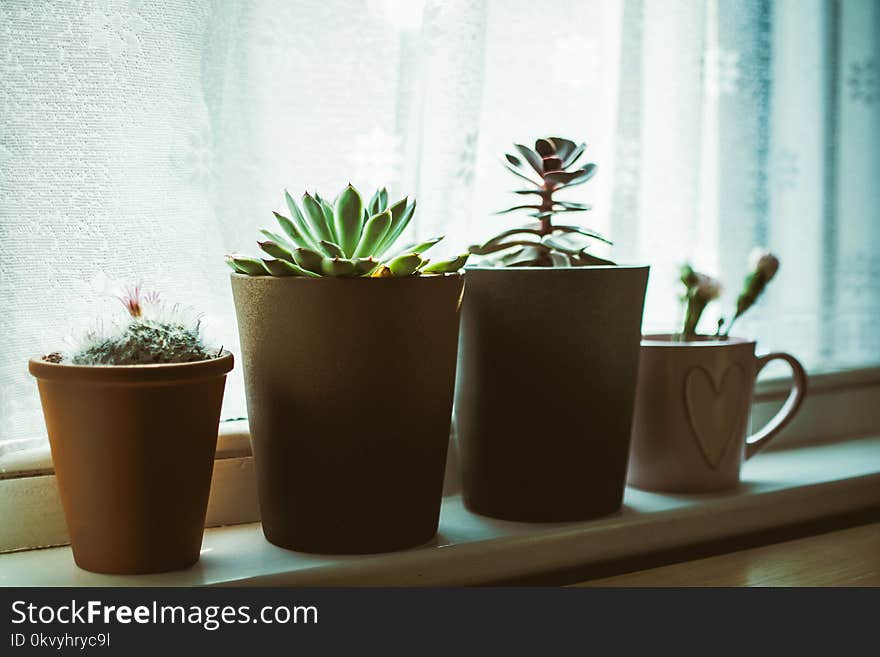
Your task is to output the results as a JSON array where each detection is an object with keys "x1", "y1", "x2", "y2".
[
  {"x1": 28, "y1": 353, "x2": 233, "y2": 574},
  {"x1": 230, "y1": 274, "x2": 464, "y2": 554},
  {"x1": 455, "y1": 266, "x2": 649, "y2": 522}
]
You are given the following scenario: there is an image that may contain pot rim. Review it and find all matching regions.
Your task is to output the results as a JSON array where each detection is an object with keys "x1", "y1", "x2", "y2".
[
  {"x1": 463, "y1": 264, "x2": 649, "y2": 272},
  {"x1": 641, "y1": 333, "x2": 755, "y2": 347},
  {"x1": 229, "y1": 272, "x2": 463, "y2": 282},
  {"x1": 28, "y1": 350, "x2": 234, "y2": 383}
]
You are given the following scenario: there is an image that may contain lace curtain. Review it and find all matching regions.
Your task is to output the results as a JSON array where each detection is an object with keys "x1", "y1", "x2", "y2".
[{"x1": 1, "y1": 0, "x2": 878, "y2": 448}]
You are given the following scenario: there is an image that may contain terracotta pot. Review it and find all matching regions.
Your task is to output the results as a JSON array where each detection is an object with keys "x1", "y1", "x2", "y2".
[
  {"x1": 455, "y1": 266, "x2": 649, "y2": 522},
  {"x1": 230, "y1": 274, "x2": 464, "y2": 553},
  {"x1": 627, "y1": 335, "x2": 807, "y2": 492},
  {"x1": 28, "y1": 353, "x2": 233, "y2": 574}
]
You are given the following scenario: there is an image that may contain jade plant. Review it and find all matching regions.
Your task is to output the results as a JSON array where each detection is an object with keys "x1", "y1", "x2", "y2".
[
  {"x1": 679, "y1": 250, "x2": 780, "y2": 340},
  {"x1": 469, "y1": 136, "x2": 614, "y2": 267},
  {"x1": 226, "y1": 184, "x2": 468, "y2": 278},
  {"x1": 48, "y1": 285, "x2": 218, "y2": 365}
]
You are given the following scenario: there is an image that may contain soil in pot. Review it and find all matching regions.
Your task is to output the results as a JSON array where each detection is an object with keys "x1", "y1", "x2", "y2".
[
  {"x1": 231, "y1": 274, "x2": 464, "y2": 554},
  {"x1": 28, "y1": 352, "x2": 233, "y2": 574},
  {"x1": 455, "y1": 266, "x2": 649, "y2": 522}
]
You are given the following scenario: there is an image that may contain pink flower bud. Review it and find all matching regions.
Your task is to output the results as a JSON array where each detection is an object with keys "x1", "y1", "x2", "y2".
[
  {"x1": 695, "y1": 273, "x2": 722, "y2": 301},
  {"x1": 749, "y1": 249, "x2": 780, "y2": 280}
]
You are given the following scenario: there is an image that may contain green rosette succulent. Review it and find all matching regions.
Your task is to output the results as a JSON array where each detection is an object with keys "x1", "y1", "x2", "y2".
[{"x1": 226, "y1": 184, "x2": 468, "y2": 278}]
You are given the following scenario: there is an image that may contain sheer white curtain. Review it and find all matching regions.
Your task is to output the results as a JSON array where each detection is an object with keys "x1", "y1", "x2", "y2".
[{"x1": 1, "y1": 0, "x2": 878, "y2": 448}]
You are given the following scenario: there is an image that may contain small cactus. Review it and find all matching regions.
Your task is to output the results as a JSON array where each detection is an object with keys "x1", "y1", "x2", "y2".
[
  {"x1": 226, "y1": 183, "x2": 468, "y2": 278},
  {"x1": 62, "y1": 284, "x2": 217, "y2": 365}
]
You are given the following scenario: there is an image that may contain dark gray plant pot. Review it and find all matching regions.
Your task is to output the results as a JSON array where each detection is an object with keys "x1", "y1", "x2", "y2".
[
  {"x1": 455, "y1": 265, "x2": 649, "y2": 522},
  {"x1": 231, "y1": 273, "x2": 464, "y2": 554}
]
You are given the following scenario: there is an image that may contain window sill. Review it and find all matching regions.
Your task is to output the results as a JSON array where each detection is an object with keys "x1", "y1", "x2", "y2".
[
  {"x1": 3, "y1": 364, "x2": 879, "y2": 555},
  {"x1": 1, "y1": 435, "x2": 878, "y2": 587}
]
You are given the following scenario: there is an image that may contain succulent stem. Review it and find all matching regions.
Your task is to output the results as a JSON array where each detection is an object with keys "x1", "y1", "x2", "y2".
[{"x1": 539, "y1": 183, "x2": 555, "y2": 235}]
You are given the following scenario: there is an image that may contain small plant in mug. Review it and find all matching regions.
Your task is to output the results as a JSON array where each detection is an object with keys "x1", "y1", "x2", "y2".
[
  {"x1": 51, "y1": 284, "x2": 219, "y2": 365},
  {"x1": 678, "y1": 250, "x2": 780, "y2": 340},
  {"x1": 226, "y1": 183, "x2": 468, "y2": 278}
]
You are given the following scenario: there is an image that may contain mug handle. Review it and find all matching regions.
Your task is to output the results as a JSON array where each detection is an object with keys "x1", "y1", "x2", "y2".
[{"x1": 745, "y1": 352, "x2": 808, "y2": 460}]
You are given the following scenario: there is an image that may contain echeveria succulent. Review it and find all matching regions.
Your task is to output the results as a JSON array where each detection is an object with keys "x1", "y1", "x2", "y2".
[
  {"x1": 469, "y1": 136, "x2": 614, "y2": 267},
  {"x1": 226, "y1": 184, "x2": 468, "y2": 278}
]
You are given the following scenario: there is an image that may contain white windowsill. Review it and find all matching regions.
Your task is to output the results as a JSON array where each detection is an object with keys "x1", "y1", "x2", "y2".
[
  {"x1": 2, "y1": 365, "x2": 878, "y2": 556},
  {"x1": 1, "y1": 436, "x2": 878, "y2": 587}
]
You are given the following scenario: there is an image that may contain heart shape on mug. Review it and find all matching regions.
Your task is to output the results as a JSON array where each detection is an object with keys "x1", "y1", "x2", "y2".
[{"x1": 684, "y1": 364, "x2": 748, "y2": 469}]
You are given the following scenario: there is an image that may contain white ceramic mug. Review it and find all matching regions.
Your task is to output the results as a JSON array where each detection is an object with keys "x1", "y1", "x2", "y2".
[{"x1": 627, "y1": 334, "x2": 807, "y2": 493}]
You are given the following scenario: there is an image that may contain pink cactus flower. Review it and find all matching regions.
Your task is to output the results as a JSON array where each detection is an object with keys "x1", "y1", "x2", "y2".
[{"x1": 115, "y1": 284, "x2": 143, "y2": 318}]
